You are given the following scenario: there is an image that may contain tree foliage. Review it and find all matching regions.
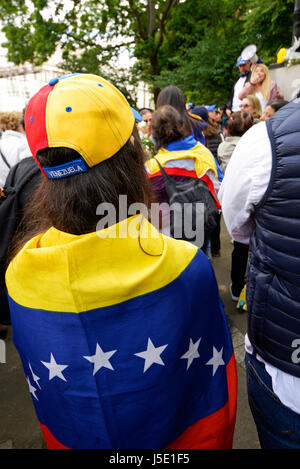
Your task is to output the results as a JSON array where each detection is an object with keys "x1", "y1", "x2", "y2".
[
  {"x1": 241, "y1": 0, "x2": 295, "y2": 64},
  {"x1": 153, "y1": 0, "x2": 294, "y2": 104},
  {"x1": 154, "y1": 0, "x2": 249, "y2": 104},
  {"x1": 0, "y1": 0, "x2": 295, "y2": 105}
]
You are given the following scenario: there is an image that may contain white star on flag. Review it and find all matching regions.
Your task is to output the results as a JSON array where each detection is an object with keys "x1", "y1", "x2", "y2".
[
  {"x1": 180, "y1": 337, "x2": 201, "y2": 370},
  {"x1": 26, "y1": 376, "x2": 38, "y2": 400},
  {"x1": 83, "y1": 343, "x2": 117, "y2": 375},
  {"x1": 135, "y1": 337, "x2": 168, "y2": 373},
  {"x1": 29, "y1": 362, "x2": 41, "y2": 389},
  {"x1": 41, "y1": 353, "x2": 68, "y2": 381},
  {"x1": 206, "y1": 347, "x2": 225, "y2": 376}
]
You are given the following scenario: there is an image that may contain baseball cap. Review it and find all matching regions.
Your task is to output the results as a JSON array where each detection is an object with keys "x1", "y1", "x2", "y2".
[
  {"x1": 25, "y1": 73, "x2": 138, "y2": 179},
  {"x1": 191, "y1": 105, "x2": 208, "y2": 122},
  {"x1": 236, "y1": 56, "x2": 250, "y2": 66},
  {"x1": 207, "y1": 104, "x2": 217, "y2": 112},
  {"x1": 132, "y1": 108, "x2": 143, "y2": 121}
]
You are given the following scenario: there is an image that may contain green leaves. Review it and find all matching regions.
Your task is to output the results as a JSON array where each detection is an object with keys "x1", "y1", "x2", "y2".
[
  {"x1": 153, "y1": 0, "x2": 249, "y2": 103},
  {"x1": 153, "y1": 0, "x2": 294, "y2": 104},
  {"x1": 241, "y1": 0, "x2": 294, "y2": 64}
]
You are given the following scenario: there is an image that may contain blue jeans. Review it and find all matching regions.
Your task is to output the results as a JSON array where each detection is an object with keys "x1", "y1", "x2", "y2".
[{"x1": 245, "y1": 352, "x2": 300, "y2": 449}]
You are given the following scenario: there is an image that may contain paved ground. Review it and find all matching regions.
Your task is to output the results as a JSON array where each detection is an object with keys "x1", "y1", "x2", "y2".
[{"x1": 0, "y1": 218, "x2": 260, "y2": 449}]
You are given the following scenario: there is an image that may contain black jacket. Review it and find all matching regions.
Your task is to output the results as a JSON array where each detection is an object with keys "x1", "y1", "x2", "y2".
[
  {"x1": 227, "y1": 71, "x2": 251, "y2": 111},
  {"x1": 0, "y1": 157, "x2": 41, "y2": 325}
]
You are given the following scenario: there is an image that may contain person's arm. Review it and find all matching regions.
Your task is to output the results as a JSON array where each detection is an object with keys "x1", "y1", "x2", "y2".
[
  {"x1": 238, "y1": 81, "x2": 256, "y2": 100},
  {"x1": 268, "y1": 81, "x2": 284, "y2": 103},
  {"x1": 238, "y1": 66, "x2": 262, "y2": 100},
  {"x1": 218, "y1": 122, "x2": 272, "y2": 244},
  {"x1": 217, "y1": 142, "x2": 232, "y2": 176}
]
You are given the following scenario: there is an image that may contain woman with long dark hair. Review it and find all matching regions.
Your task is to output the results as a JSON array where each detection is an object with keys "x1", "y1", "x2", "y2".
[
  {"x1": 156, "y1": 85, "x2": 206, "y2": 145},
  {"x1": 190, "y1": 105, "x2": 224, "y2": 258},
  {"x1": 146, "y1": 104, "x2": 221, "y2": 249},
  {"x1": 5, "y1": 74, "x2": 236, "y2": 450}
]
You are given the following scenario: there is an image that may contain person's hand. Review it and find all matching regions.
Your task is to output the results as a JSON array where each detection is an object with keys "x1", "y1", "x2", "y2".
[
  {"x1": 0, "y1": 187, "x2": 5, "y2": 198},
  {"x1": 275, "y1": 86, "x2": 282, "y2": 98},
  {"x1": 250, "y1": 65, "x2": 266, "y2": 86},
  {"x1": 250, "y1": 65, "x2": 262, "y2": 85},
  {"x1": 250, "y1": 72, "x2": 259, "y2": 85}
]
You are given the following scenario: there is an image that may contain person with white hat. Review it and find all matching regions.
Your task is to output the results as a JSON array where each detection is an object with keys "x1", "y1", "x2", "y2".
[{"x1": 227, "y1": 56, "x2": 252, "y2": 112}]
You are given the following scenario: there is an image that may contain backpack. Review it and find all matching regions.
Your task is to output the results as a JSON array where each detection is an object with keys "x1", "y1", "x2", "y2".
[
  {"x1": 0, "y1": 157, "x2": 40, "y2": 325},
  {"x1": 154, "y1": 158, "x2": 218, "y2": 248}
]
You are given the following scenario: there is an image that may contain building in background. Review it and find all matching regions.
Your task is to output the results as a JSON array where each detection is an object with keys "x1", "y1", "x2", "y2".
[
  {"x1": 0, "y1": 32, "x2": 153, "y2": 112},
  {"x1": 136, "y1": 81, "x2": 153, "y2": 109},
  {"x1": 0, "y1": 33, "x2": 63, "y2": 112}
]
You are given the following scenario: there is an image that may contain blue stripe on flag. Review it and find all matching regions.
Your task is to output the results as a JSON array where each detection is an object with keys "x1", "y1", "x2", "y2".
[{"x1": 9, "y1": 250, "x2": 232, "y2": 449}]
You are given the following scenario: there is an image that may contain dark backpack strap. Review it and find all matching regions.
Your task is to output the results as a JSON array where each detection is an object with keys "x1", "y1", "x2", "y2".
[
  {"x1": 3, "y1": 158, "x2": 39, "y2": 197},
  {"x1": 0, "y1": 159, "x2": 39, "y2": 326},
  {"x1": 153, "y1": 157, "x2": 177, "y2": 193}
]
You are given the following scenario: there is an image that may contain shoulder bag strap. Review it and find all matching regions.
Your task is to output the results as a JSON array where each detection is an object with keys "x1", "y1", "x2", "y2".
[{"x1": 153, "y1": 157, "x2": 177, "y2": 189}]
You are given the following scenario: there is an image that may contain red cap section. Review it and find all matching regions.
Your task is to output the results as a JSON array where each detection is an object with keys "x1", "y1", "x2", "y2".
[{"x1": 25, "y1": 84, "x2": 53, "y2": 177}]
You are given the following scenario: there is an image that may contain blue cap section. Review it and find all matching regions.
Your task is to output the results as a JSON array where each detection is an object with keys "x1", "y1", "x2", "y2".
[
  {"x1": 42, "y1": 158, "x2": 89, "y2": 179},
  {"x1": 207, "y1": 104, "x2": 216, "y2": 112},
  {"x1": 131, "y1": 107, "x2": 142, "y2": 122},
  {"x1": 48, "y1": 74, "x2": 82, "y2": 87},
  {"x1": 57, "y1": 73, "x2": 82, "y2": 81},
  {"x1": 236, "y1": 57, "x2": 249, "y2": 66}
]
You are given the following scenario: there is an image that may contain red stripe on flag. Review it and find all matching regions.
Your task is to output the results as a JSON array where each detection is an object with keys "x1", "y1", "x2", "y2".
[
  {"x1": 166, "y1": 352, "x2": 237, "y2": 449},
  {"x1": 201, "y1": 173, "x2": 221, "y2": 210},
  {"x1": 148, "y1": 168, "x2": 198, "y2": 179},
  {"x1": 148, "y1": 169, "x2": 221, "y2": 210},
  {"x1": 40, "y1": 422, "x2": 69, "y2": 449}
]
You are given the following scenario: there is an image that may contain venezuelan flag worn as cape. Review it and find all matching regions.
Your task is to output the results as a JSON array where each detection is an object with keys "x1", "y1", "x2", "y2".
[
  {"x1": 146, "y1": 136, "x2": 218, "y2": 180},
  {"x1": 6, "y1": 215, "x2": 236, "y2": 449},
  {"x1": 146, "y1": 137, "x2": 222, "y2": 209}
]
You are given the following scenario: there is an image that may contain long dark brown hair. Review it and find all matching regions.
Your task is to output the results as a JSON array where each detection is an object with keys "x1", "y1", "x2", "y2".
[
  {"x1": 151, "y1": 105, "x2": 190, "y2": 150},
  {"x1": 8, "y1": 126, "x2": 154, "y2": 263},
  {"x1": 156, "y1": 85, "x2": 203, "y2": 140}
]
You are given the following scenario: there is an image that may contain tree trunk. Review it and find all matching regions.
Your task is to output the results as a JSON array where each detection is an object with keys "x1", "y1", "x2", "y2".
[{"x1": 293, "y1": 0, "x2": 300, "y2": 50}]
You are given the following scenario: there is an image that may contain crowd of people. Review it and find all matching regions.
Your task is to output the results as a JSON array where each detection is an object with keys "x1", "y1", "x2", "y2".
[{"x1": 0, "y1": 47, "x2": 299, "y2": 450}]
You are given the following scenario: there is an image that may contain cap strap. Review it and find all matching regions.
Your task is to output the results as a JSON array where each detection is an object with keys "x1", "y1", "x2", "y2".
[{"x1": 42, "y1": 158, "x2": 89, "y2": 179}]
